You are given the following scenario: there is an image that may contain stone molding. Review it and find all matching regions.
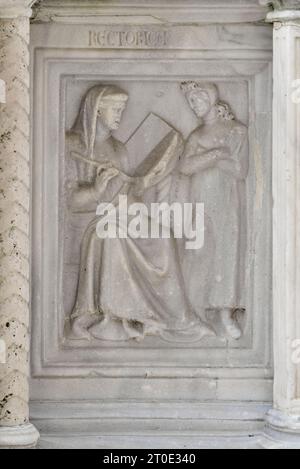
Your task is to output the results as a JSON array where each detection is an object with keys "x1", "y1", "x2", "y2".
[
  {"x1": 31, "y1": 0, "x2": 268, "y2": 24},
  {"x1": 0, "y1": 423, "x2": 39, "y2": 448}
]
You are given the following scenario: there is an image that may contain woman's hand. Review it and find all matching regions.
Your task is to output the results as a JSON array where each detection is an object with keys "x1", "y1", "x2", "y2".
[
  {"x1": 180, "y1": 146, "x2": 231, "y2": 176},
  {"x1": 97, "y1": 160, "x2": 114, "y2": 171},
  {"x1": 94, "y1": 166, "x2": 119, "y2": 196}
]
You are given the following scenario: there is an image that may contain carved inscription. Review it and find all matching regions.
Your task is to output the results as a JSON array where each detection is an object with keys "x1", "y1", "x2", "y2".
[{"x1": 88, "y1": 29, "x2": 169, "y2": 48}]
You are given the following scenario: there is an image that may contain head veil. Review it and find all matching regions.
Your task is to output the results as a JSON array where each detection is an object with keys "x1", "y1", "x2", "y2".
[{"x1": 72, "y1": 85, "x2": 128, "y2": 161}]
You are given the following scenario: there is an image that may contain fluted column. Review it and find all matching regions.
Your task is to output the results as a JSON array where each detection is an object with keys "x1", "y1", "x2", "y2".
[
  {"x1": 260, "y1": 0, "x2": 300, "y2": 447},
  {"x1": 0, "y1": 0, "x2": 39, "y2": 448}
]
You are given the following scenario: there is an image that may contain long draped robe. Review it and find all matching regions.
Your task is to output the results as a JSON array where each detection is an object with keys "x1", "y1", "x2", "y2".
[{"x1": 180, "y1": 117, "x2": 248, "y2": 310}]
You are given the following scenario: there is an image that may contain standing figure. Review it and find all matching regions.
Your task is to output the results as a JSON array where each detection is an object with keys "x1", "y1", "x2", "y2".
[{"x1": 180, "y1": 82, "x2": 249, "y2": 339}]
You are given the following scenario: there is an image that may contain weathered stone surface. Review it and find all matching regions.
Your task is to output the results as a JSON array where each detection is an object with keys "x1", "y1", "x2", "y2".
[
  {"x1": 32, "y1": 0, "x2": 269, "y2": 24},
  {"x1": 29, "y1": 1, "x2": 274, "y2": 450},
  {"x1": 259, "y1": 0, "x2": 300, "y2": 10},
  {"x1": 0, "y1": 16, "x2": 30, "y2": 427},
  {"x1": 0, "y1": 1, "x2": 35, "y2": 18},
  {"x1": 2, "y1": 0, "x2": 300, "y2": 450}
]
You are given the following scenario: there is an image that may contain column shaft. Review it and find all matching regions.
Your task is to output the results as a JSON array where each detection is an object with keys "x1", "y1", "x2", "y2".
[
  {"x1": 272, "y1": 22, "x2": 300, "y2": 413},
  {"x1": 264, "y1": 4, "x2": 300, "y2": 442},
  {"x1": 0, "y1": 8, "x2": 39, "y2": 447},
  {"x1": 0, "y1": 15, "x2": 30, "y2": 428}
]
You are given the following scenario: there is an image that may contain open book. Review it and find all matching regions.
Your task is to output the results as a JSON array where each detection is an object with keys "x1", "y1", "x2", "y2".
[
  {"x1": 125, "y1": 113, "x2": 184, "y2": 203},
  {"x1": 71, "y1": 113, "x2": 183, "y2": 201},
  {"x1": 125, "y1": 113, "x2": 178, "y2": 175}
]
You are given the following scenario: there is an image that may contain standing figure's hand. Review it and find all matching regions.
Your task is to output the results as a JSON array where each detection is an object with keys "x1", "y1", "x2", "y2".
[{"x1": 215, "y1": 147, "x2": 230, "y2": 160}]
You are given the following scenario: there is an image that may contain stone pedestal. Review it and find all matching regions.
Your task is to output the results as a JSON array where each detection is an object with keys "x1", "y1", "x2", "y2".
[{"x1": 0, "y1": 0, "x2": 39, "y2": 448}]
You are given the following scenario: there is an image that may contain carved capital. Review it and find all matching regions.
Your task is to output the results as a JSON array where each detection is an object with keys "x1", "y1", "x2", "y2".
[
  {"x1": 259, "y1": 0, "x2": 300, "y2": 9},
  {"x1": 0, "y1": 0, "x2": 37, "y2": 19},
  {"x1": 259, "y1": 0, "x2": 300, "y2": 21}
]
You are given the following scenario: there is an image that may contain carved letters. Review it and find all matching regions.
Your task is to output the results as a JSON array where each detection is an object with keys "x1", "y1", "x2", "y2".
[{"x1": 88, "y1": 30, "x2": 169, "y2": 48}]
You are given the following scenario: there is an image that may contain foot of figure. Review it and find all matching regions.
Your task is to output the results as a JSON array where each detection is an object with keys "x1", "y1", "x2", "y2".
[
  {"x1": 220, "y1": 308, "x2": 242, "y2": 340},
  {"x1": 69, "y1": 314, "x2": 99, "y2": 340},
  {"x1": 200, "y1": 321, "x2": 216, "y2": 339},
  {"x1": 90, "y1": 316, "x2": 143, "y2": 341}
]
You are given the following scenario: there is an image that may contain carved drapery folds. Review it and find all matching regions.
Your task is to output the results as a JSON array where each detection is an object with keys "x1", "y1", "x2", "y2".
[
  {"x1": 0, "y1": 0, "x2": 299, "y2": 449},
  {"x1": 64, "y1": 82, "x2": 248, "y2": 344}
]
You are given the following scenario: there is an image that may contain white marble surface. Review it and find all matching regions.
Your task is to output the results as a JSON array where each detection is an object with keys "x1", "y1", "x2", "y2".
[
  {"x1": 0, "y1": 423, "x2": 39, "y2": 449},
  {"x1": 30, "y1": 23, "x2": 273, "y2": 373},
  {"x1": 32, "y1": 0, "x2": 269, "y2": 24},
  {"x1": 268, "y1": 16, "x2": 300, "y2": 425},
  {"x1": 26, "y1": 0, "x2": 276, "y2": 449},
  {"x1": 1, "y1": 0, "x2": 300, "y2": 449}
]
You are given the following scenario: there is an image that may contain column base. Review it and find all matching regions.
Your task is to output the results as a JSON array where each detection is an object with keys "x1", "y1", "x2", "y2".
[
  {"x1": 0, "y1": 423, "x2": 39, "y2": 449},
  {"x1": 262, "y1": 409, "x2": 300, "y2": 449}
]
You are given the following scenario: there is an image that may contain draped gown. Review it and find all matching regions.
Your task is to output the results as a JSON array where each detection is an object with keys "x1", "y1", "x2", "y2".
[{"x1": 67, "y1": 130, "x2": 213, "y2": 342}]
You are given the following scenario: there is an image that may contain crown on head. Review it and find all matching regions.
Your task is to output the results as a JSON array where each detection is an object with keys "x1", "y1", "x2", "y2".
[{"x1": 180, "y1": 81, "x2": 202, "y2": 94}]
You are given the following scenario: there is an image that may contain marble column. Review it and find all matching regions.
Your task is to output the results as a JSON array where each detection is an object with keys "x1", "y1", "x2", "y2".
[
  {"x1": 0, "y1": 0, "x2": 39, "y2": 448},
  {"x1": 260, "y1": 0, "x2": 300, "y2": 447}
]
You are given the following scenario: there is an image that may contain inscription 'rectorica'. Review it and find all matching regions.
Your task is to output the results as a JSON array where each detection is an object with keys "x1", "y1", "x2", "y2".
[{"x1": 88, "y1": 29, "x2": 169, "y2": 48}]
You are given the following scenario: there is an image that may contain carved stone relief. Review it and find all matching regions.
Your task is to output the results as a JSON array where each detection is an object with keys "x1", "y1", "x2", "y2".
[
  {"x1": 64, "y1": 82, "x2": 248, "y2": 344},
  {"x1": 259, "y1": 0, "x2": 300, "y2": 9}
]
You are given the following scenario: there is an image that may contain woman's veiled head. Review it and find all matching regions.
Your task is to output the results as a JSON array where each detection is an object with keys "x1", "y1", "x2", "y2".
[
  {"x1": 97, "y1": 86, "x2": 129, "y2": 131},
  {"x1": 72, "y1": 85, "x2": 129, "y2": 159}
]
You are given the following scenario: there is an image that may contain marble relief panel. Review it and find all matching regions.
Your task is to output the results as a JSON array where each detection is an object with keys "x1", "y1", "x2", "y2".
[
  {"x1": 63, "y1": 79, "x2": 249, "y2": 345},
  {"x1": 31, "y1": 44, "x2": 272, "y2": 375}
]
